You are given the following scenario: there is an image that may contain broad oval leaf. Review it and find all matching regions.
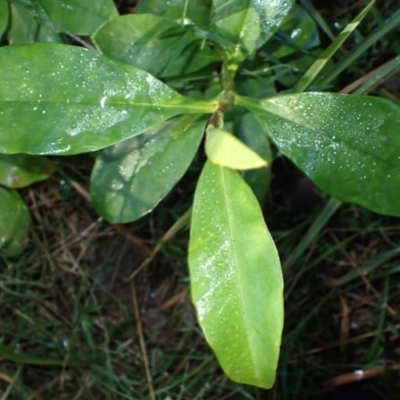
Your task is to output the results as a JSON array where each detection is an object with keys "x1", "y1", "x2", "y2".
[
  {"x1": 0, "y1": 0, "x2": 9, "y2": 39},
  {"x1": 0, "y1": 187, "x2": 30, "y2": 257},
  {"x1": 0, "y1": 43, "x2": 217, "y2": 155},
  {"x1": 189, "y1": 161, "x2": 284, "y2": 389},
  {"x1": 41, "y1": 0, "x2": 118, "y2": 36},
  {"x1": 238, "y1": 93, "x2": 400, "y2": 216},
  {"x1": 91, "y1": 115, "x2": 207, "y2": 223},
  {"x1": 0, "y1": 154, "x2": 55, "y2": 188},
  {"x1": 92, "y1": 14, "x2": 218, "y2": 78},
  {"x1": 205, "y1": 127, "x2": 268, "y2": 170},
  {"x1": 210, "y1": 0, "x2": 294, "y2": 61}
]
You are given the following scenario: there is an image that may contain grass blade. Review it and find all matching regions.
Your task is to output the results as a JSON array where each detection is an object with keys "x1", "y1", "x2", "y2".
[
  {"x1": 318, "y1": 8, "x2": 400, "y2": 87},
  {"x1": 292, "y1": 0, "x2": 375, "y2": 93}
]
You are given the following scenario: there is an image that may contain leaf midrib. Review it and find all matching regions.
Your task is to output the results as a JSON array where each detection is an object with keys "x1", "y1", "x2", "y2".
[
  {"x1": 219, "y1": 167, "x2": 260, "y2": 381},
  {"x1": 0, "y1": 100, "x2": 216, "y2": 113}
]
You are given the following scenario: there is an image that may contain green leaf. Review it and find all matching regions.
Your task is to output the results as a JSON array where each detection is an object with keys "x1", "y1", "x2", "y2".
[
  {"x1": 0, "y1": 0, "x2": 9, "y2": 39},
  {"x1": 0, "y1": 187, "x2": 30, "y2": 257},
  {"x1": 136, "y1": 0, "x2": 211, "y2": 28},
  {"x1": 205, "y1": 127, "x2": 268, "y2": 170},
  {"x1": 92, "y1": 14, "x2": 218, "y2": 78},
  {"x1": 91, "y1": 115, "x2": 206, "y2": 223},
  {"x1": 210, "y1": 0, "x2": 294, "y2": 62},
  {"x1": 270, "y1": 4, "x2": 319, "y2": 59},
  {"x1": 189, "y1": 161, "x2": 283, "y2": 389},
  {"x1": 0, "y1": 154, "x2": 55, "y2": 188},
  {"x1": 8, "y1": 3, "x2": 62, "y2": 44},
  {"x1": 236, "y1": 113, "x2": 272, "y2": 202},
  {"x1": 237, "y1": 93, "x2": 400, "y2": 217},
  {"x1": 41, "y1": 0, "x2": 118, "y2": 36},
  {"x1": 235, "y1": 72, "x2": 276, "y2": 98},
  {"x1": 0, "y1": 43, "x2": 217, "y2": 155}
]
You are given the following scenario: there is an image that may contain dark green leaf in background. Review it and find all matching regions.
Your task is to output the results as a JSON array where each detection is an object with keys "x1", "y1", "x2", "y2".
[
  {"x1": 235, "y1": 70, "x2": 277, "y2": 99},
  {"x1": 93, "y1": 14, "x2": 218, "y2": 78},
  {"x1": 189, "y1": 161, "x2": 283, "y2": 388},
  {"x1": 269, "y1": 4, "x2": 319, "y2": 59},
  {"x1": 0, "y1": 0, "x2": 9, "y2": 39},
  {"x1": 136, "y1": 0, "x2": 211, "y2": 28},
  {"x1": 0, "y1": 44, "x2": 217, "y2": 155},
  {"x1": 236, "y1": 112, "x2": 272, "y2": 203},
  {"x1": 210, "y1": 0, "x2": 294, "y2": 62},
  {"x1": 41, "y1": 0, "x2": 118, "y2": 36},
  {"x1": 0, "y1": 187, "x2": 30, "y2": 257},
  {"x1": 91, "y1": 115, "x2": 207, "y2": 223},
  {"x1": 0, "y1": 154, "x2": 55, "y2": 188},
  {"x1": 8, "y1": 2, "x2": 62, "y2": 44},
  {"x1": 276, "y1": 49, "x2": 326, "y2": 88},
  {"x1": 238, "y1": 93, "x2": 400, "y2": 216}
]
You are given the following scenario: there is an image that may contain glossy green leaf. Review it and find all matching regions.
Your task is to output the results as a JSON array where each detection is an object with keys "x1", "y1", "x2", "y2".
[
  {"x1": 210, "y1": 0, "x2": 294, "y2": 62},
  {"x1": 0, "y1": 187, "x2": 30, "y2": 257},
  {"x1": 8, "y1": 3, "x2": 61, "y2": 44},
  {"x1": 0, "y1": 0, "x2": 9, "y2": 38},
  {"x1": 91, "y1": 115, "x2": 206, "y2": 223},
  {"x1": 92, "y1": 14, "x2": 218, "y2": 78},
  {"x1": 205, "y1": 127, "x2": 268, "y2": 170},
  {"x1": 270, "y1": 5, "x2": 319, "y2": 59},
  {"x1": 41, "y1": 0, "x2": 118, "y2": 36},
  {"x1": 0, "y1": 43, "x2": 217, "y2": 155},
  {"x1": 136, "y1": 0, "x2": 211, "y2": 28},
  {"x1": 189, "y1": 161, "x2": 283, "y2": 388},
  {"x1": 0, "y1": 154, "x2": 55, "y2": 188},
  {"x1": 237, "y1": 93, "x2": 400, "y2": 216},
  {"x1": 236, "y1": 113, "x2": 272, "y2": 202}
]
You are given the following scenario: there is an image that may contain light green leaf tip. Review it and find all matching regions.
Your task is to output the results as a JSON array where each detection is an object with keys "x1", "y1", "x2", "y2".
[
  {"x1": 189, "y1": 161, "x2": 283, "y2": 388},
  {"x1": 205, "y1": 127, "x2": 268, "y2": 170}
]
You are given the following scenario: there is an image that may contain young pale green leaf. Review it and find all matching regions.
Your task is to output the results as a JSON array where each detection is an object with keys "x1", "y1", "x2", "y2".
[
  {"x1": 0, "y1": 44, "x2": 217, "y2": 155},
  {"x1": 40, "y1": 0, "x2": 118, "y2": 36},
  {"x1": 8, "y1": 3, "x2": 62, "y2": 44},
  {"x1": 92, "y1": 14, "x2": 218, "y2": 78},
  {"x1": 210, "y1": 0, "x2": 294, "y2": 62},
  {"x1": 237, "y1": 93, "x2": 400, "y2": 217},
  {"x1": 0, "y1": 0, "x2": 9, "y2": 38},
  {"x1": 91, "y1": 115, "x2": 206, "y2": 223},
  {"x1": 0, "y1": 187, "x2": 30, "y2": 257},
  {"x1": 237, "y1": 113, "x2": 272, "y2": 202},
  {"x1": 136, "y1": 0, "x2": 211, "y2": 28},
  {"x1": 189, "y1": 161, "x2": 283, "y2": 388},
  {"x1": 0, "y1": 154, "x2": 55, "y2": 188},
  {"x1": 205, "y1": 127, "x2": 268, "y2": 170}
]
